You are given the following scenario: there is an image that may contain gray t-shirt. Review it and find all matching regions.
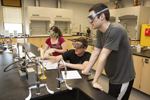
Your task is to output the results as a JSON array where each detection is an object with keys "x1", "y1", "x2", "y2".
[{"x1": 96, "y1": 23, "x2": 135, "y2": 84}]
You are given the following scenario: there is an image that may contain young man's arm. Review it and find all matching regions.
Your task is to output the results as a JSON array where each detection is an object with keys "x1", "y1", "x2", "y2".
[
  {"x1": 44, "y1": 55, "x2": 63, "y2": 63},
  {"x1": 65, "y1": 61, "x2": 89, "y2": 70},
  {"x1": 82, "y1": 47, "x2": 101, "y2": 74},
  {"x1": 44, "y1": 52, "x2": 89, "y2": 70},
  {"x1": 92, "y1": 48, "x2": 112, "y2": 91}
]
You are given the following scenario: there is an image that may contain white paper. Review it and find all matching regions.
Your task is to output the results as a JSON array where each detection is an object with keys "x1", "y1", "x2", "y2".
[
  {"x1": 61, "y1": 70, "x2": 82, "y2": 80},
  {"x1": 20, "y1": 52, "x2": 36, "y2": 59},
  {"x1": 42, "y1": 60, "x2": 58, "y2": 70}
]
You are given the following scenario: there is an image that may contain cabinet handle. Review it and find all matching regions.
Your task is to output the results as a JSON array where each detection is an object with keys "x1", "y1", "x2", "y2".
[{"x1": 142, "y1": 58, "x2": 144, "y2": 67}]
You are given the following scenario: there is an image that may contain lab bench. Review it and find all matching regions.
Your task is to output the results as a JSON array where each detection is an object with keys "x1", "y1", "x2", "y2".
[{"x1": 0, "y1": 43, "x2": 116, "y2": 100}]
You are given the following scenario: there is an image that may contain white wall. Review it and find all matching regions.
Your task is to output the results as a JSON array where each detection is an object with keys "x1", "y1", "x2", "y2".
[
  {"x1": 39, "y1": 0, "x2": 56, "y2": 8},
  {"x1": 144, "y1": 0, "x2": 150, "y2": 6},
  {"x1": 24, "y1": 0, "x2": 35, "y2": 7},
  {"x1": 61, "y1": 1, "x2": 92, "y2": 33}
]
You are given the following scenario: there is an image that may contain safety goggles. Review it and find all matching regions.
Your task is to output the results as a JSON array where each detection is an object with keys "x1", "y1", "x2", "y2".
[
  {"x1": 87, "y1": 8, "x2": 108, "y2": 23},
  {"x1": 72, "y1": 42, "x2": 85, "y2": 49},
  {"x1": 47, "y1": 31, "x2": 58, "y2": 37}
]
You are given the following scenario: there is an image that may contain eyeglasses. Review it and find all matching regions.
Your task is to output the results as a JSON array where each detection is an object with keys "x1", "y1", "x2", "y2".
[
  {"x1": 87, "y1": 8, "x2": 108, "y2": 23},
  {"x1": 72, "y1": 42, "x2": 84, "y2": 49},
  {"x1": 47, "y1": 31, "x2": 58, "y2": 37}
]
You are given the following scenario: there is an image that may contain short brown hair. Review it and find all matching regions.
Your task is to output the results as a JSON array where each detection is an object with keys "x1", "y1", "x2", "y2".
[
  {"x1": 89, "y1": 3, "x2": 110, "y2": 21},
  {"x1": 75, "y1": 37, "x2": 88, "y2": 48}
]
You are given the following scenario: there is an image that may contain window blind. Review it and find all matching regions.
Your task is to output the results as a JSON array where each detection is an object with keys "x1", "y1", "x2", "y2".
[{"x1": 3, "y1": 7, "x2": 22, "y2": 24}]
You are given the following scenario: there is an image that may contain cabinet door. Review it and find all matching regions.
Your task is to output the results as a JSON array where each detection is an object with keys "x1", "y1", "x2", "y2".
[
  {"x1": 41, "y1": 37, "x2": 48, "y2": 49},
  {"x1": 140, "y1": 58, "x2": 150, "y2": 95},
  {"x1": 63, "y1": 37, "x2": 71, "y2": 50},
  {"x1": 67, "y1": 40, "x2": 73, "y2": 50},
  {"x1": 12, "y1": 38, "x2": 17, "y2": 44},
  {"x1": 53, "y1": 9, "x2": 73, "y2": 19},
  {"x1": 27, "y1": 38, "x2": 42, "y2": 48},
  {"x1": 86, "y1": 45, "x2": 93, "y2": 53},
  {"x1": 132, "y1": 55, "x2": 143, "y2": 90},
  {"x1": 117, "y1": 6, "x2": 139, "y2": 17}
]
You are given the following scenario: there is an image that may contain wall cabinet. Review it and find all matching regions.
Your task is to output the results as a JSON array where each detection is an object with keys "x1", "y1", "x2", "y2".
[
  {"x1": 132, "y1": 55, "x2": 150, "y2": 95},
  {"x1": 53, "y1": 9, "x2": 73, "y2": 21},
  {"x1": 109, "y1": 6, "x2": 150, "y2": 40},
  {"x1": 26, "y1": 7, "x2": 73, "y2": 37},
  {"x1": 132, "y1": 55, "x2": 143, "y2": 90},
  {"x1": 63, "y1": 37, "x2": 73, "y2": 50},
  {"x1": 109, "y1": 9, "x2": 117, "y2": 23},
  {"x1": 26, "y1": 7, "x2": 53, "y2": 37}
]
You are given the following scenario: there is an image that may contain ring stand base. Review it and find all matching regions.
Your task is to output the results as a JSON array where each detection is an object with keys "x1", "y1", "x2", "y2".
[
  {"x1": 18, "y1": 69, "x2": 26, "y2": 78},
  {"x1": 40, "y1": 75, "x2": 47, "y2": 79}
]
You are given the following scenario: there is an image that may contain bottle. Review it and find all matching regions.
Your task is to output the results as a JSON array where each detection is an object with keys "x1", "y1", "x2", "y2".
[
  {"x1": 114, "y1": 1, "x2": 119, "y2": 9},
  {"x1": 118, "y1": 20, "x2": 120, "y2": 24},
  {"x1": 137, "y1": 1, "x2": 141, "y2": 6},
  {"x1": 134, "y1": 0, "x2": 138, "y2": 6},
  {"x1": 137, "y1": 44, "x2": 141, "y2": 53}
]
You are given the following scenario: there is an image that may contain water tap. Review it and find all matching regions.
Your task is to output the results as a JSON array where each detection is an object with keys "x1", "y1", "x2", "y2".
[{"x1": 57, "y1": 59, "x2": 72, "y2": 90}]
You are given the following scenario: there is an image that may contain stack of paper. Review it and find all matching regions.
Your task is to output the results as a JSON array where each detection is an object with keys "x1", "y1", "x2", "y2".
[
  {"x1": 61, "y1": 70, "x2": 82, "y2": 80},
  {"x1": 41, "y1": 60, "x2": 58, "y2": 70},
  {"x1": 20, "y1": 52, "x2": 36, "y2": 59}
]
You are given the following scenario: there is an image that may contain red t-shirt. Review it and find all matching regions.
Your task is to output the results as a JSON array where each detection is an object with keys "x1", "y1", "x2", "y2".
[{"x1": 45, "y1": 37, "x2": 65, "y2": 56}]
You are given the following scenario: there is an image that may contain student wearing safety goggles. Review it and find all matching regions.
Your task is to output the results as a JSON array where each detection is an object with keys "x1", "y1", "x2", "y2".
[
  {"x1": 82, "y1": 3, "x2": 135, "y2": 100},
  {"x1": 38, "y1": 26, "x2": 67, "y2": 56},
  {"x1": 43, "y1": 37, "x2": 91, "y2": 70}
]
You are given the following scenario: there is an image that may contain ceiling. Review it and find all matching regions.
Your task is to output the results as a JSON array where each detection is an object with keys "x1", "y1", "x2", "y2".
[{"x1": 61, "y1": 0, "x2": 111, "y2": 4}]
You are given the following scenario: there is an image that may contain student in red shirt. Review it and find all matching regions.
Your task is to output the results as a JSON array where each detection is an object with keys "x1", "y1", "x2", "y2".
[{"x1": 38, "y1": 26, "x2": 67, "y2": 56}]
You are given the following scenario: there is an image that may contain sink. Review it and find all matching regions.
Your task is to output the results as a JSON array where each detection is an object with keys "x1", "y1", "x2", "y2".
[{"x1": 31, "y1": 88, "x2": 93, "y2": 100}]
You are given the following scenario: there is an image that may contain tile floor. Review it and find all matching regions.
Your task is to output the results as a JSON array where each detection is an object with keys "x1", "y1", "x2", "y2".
[{"x1": 90, "y1": 69, "x2": 150, "y2": 100}]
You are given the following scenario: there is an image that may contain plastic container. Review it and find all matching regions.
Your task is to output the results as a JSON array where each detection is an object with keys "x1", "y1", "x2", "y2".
[{"x1": 137, "y1": 44, "x2": 141, "y2": 53}]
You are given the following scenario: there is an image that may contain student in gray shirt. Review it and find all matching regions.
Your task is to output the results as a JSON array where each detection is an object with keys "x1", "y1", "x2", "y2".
[{"x1": 82, "y1": 3, "x2": 135, "y2": 100}]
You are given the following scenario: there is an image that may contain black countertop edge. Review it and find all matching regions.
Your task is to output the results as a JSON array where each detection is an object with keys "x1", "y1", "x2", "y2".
[{"x1": 131, "y1": 48, "x2": 150, "y2": 58}]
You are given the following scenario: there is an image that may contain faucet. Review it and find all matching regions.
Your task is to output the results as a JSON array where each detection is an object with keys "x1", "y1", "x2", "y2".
[
  {"x1": 57, "y1": 59, "x2": 72, "y2": 90},
  {"x1": 25, "y1": 59, "x2": 54, "y2": 100}
]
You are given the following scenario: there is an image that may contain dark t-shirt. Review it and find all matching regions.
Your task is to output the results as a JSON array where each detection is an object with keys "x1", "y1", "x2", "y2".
[
  {"x1": 96, "y1": 23, "x2": 135, "y2": 84},
  {"x1": 62, "y1": 49, "x2": 91, "y2": 64}
]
